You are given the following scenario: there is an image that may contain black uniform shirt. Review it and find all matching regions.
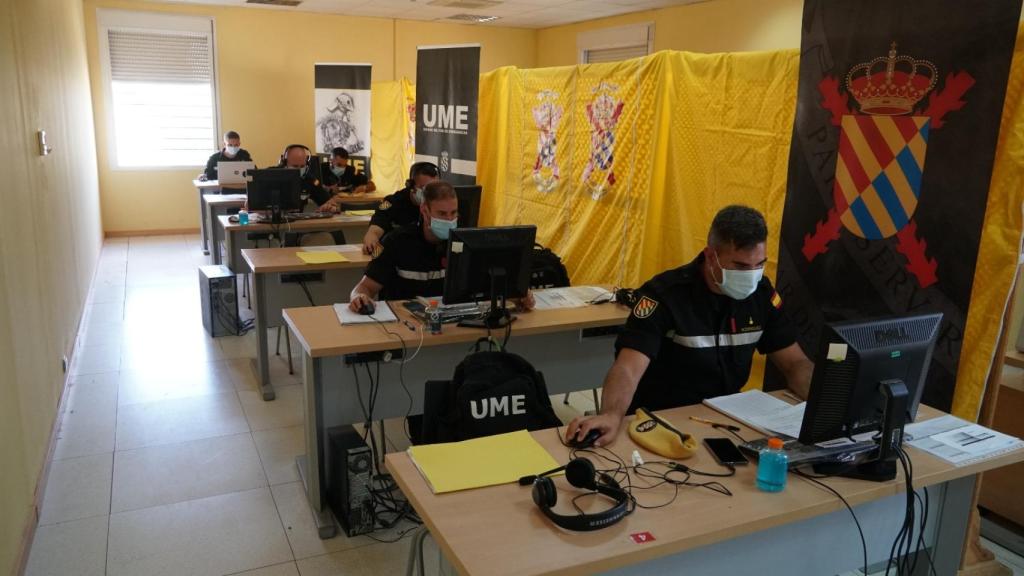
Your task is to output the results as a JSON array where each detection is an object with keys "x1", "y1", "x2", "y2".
[
  {"x1": 299, "y1": 171, "x2": 331, "y2": 208},
  {"x1": 364, "y1": 223, "x2": 446, "y2": 300},
  {"x1": 203, "y1": 148, "x2": 253, "y2": 180},
  {"x1": 616, "y1": 253, "x2": 798, "y2": 413},
  {"x1": 369, "y1": 188, "x2": 421, "y2": 235},
  {"x1": 322, "y1": 164, "x2": 368, "y2": 190}
]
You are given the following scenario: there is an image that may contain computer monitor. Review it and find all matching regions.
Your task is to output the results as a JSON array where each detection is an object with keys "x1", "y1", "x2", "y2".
[
  {"x1": 247, "y1": 168, "x2": 303, "y2": 224},
  {"x1": 443, "y1": 225, "x2": 536, "y2": 329},
  {"x1": 455, "y1": 185, "x2": 482, "y2": 228},
  {"x1": 798, "y1": 312, "x2": 943, "y2": 481}
]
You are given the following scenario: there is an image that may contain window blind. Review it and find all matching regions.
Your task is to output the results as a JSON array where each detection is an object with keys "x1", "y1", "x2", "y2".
[
  {"x1": 584, "y1": 45, "x2": 649, "y2": 64},
  {"x1": 108, "y1": 29, "x2": 212, "y2": 83}
]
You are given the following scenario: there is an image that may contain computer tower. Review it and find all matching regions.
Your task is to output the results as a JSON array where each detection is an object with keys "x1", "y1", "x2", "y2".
[
  {"x1": 199, "y1": 265, "x2": 239, "y2": 338},
  {"x1": 327, "y1": 425, "x2": 375, "y2": 537}
]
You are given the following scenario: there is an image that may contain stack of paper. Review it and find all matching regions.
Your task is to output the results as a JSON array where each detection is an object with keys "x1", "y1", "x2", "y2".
[
  {"x1": 532, "y1": 286, "x2": 614, "y2": 310},
  {"x1": 407, "y1": 430, "x2": 561, "y2": 494},
  {"x1": 703, "y1": 390, "x2": 806, "y2": 439},
  {"x1": 905, "y1": 415, "x2": 1024, "y2": 466},
  {"x1": 333, "y1": 302, "x2": 398, "y2": 325}
]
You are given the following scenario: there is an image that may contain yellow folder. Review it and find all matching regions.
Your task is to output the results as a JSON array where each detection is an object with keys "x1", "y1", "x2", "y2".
[
  {"x1": 296, "y1": 251, "x2": 349, "y2": 264},
  {"x1": 344, "y1": 209, "x2": 375, "y2": 216},
  {"x1": 407, "y1": 430, "x2": 561, "y2": 494}
]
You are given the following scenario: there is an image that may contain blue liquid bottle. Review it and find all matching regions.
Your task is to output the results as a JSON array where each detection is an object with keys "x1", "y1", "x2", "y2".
[{"x1": 756, "y1": 437, "x2": 788, "y2": 492}]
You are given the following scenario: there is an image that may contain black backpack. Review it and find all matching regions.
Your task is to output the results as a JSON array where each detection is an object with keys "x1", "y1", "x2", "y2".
[
  {"x1": 420, "y1": 339, "x2": 562, "y2": 443},
  {"x1": 530, "y1": 243, "x2": 570, "y2": 289}
]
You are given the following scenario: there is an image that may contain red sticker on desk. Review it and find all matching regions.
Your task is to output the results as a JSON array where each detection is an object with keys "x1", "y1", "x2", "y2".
[{"x1": 630, "y1": 532, "x2": 655, "y2": 544}]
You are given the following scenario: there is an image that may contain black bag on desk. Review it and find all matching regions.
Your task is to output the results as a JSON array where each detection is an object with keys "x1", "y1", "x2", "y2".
[
  {"x1": 420, "y1": 339, "x2": 562, "y2": 443},
  {"x1": 530, "y1": 243, "x2": 570, "y2": 289}
]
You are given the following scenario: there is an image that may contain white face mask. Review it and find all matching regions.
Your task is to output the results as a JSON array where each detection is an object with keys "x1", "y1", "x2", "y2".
[
  {"x1": 225, "y1": 145, "x2": 240, "y2": 156},
  {"x1": 712, "y1": 251, "x2": 763, "y2": 300},
  {"x1": 413, "y1": 187, "x2": 425, "y2": 204}
]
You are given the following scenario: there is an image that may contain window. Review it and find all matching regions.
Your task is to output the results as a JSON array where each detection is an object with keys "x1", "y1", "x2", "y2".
[
  {"x1": 98, "y1": 10, "x2": 218, "y2": 169},
  {"x1": 578, "y1": 23, "x2": 654, "y2": 64}
]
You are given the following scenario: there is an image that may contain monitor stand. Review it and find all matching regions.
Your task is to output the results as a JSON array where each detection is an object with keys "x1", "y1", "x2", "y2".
[
  {"x1": 458, "y1": 266, "x2": 516, "y2": 329},
  {"x1": 813, "y1": 379, "x2": 908, "y2": 482}
]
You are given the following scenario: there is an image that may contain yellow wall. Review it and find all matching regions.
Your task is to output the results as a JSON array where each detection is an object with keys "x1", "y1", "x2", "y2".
[
  {"x1": 0, "y1": 0, "x2": 103, "y2": 571},
  {"x1": 536, "y1": 0, "x2": 804, "y2": 68},
  {"x1": 82, "y1": 0, "x2": 538, "y2": 234}
]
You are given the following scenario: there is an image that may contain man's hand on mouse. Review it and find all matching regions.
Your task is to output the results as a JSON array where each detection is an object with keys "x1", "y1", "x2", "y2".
[
  {"x1": 348, "y1": 293, "x2": 374, "y2": 313},
  {"x1": 565, "y1": 413, "x2": 621, "y2": 448}
]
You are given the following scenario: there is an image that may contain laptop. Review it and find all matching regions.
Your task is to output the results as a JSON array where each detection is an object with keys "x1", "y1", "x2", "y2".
[{"x1": 217, "y1": 161, "x2": 255, "y2": 185}]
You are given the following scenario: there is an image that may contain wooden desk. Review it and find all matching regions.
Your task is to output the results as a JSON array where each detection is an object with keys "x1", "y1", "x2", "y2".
[
  {"x1": 215, "y1": 213, "x2": 371, "y2": 271},
  {"x1": 328, "y1": 190, "x2": 387, "y2": 206},
  {"x1": 193, "y1": 179, "x2": 245, "y2": 255},
  {"x1": 283, "y1": 301, "x2": 631, "y2": 538},
  {"x1": 241, "y1": 245, "x2": 371, "y2": 400},
  {"x1": 204, "y1": 194, "x2": 245, "y2": 259},
  {"x1": 386, "y1": 403, "x2": 1024, "y2": 576}
]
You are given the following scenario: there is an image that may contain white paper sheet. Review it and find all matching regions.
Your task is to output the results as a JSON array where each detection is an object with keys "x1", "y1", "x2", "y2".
[
  {"x1": 532, "y1": 286, "x2": 613, "y2": 310},
  {"x1": 702, "y1": 390, "x2": 806, "y2": 438},
  {"x1": 334, "y1": 301, "x2": 398, "y2": 325}
]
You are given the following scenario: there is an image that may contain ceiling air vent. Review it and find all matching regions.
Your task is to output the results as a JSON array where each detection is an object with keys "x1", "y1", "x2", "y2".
[
  {"x1": 444, "y1": 13, "x2": 500, "y2": 23},
  {"x1": 246, "y1": 0, "x2": 303, "y2": 6},
  {"x1": 429, "y1": 0, "x2": 502, "y2": 8}
]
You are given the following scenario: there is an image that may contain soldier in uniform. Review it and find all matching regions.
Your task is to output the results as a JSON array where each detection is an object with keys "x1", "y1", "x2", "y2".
[
  {"x1": 360, "y1": 162, "x2": 439, "y2": 255},
  {"x1": 566, "y1": 205, "x2": 814, "y2": 447}
]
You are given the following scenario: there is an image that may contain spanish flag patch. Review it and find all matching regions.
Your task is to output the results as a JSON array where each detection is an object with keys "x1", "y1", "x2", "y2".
[
  {"x1": 770, "y1": 290, "x2": 783, "y2": 309},
  {"x1": 632, "y1": 296, "x2": 659, "y2": 319}
]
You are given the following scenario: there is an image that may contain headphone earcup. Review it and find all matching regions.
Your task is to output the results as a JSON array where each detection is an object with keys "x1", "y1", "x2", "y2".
[
  {"x1": 565, "y1": 458, "x2": 597, "y2": 491},
  {"x1": 532, "y1": 477, "x2": 557, "y2": 509}
]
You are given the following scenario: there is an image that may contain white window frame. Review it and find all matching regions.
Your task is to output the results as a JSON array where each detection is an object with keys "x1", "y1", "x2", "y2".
[
  {"x1": 577, "y1": 22, "x2": 655, "y2": 64},
  {"x1": 96, "y1": 9, "x2": 221, "y2": 171}
]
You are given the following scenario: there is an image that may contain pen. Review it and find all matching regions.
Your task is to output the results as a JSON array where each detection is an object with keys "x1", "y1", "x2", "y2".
[{"x1": 689, "y1": 416, "x2": 741, "y2": 432}]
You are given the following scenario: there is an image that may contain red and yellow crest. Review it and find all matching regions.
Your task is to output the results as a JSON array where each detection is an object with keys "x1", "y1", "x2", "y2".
[{"x1": 632, "y1": 296, "x2": 658, "y2": 319}]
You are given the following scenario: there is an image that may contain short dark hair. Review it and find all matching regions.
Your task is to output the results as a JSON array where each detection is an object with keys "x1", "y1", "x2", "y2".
[
  {"x1": 224, "y1": 130, "x2": 240, "y2": 141},
  {"x1": 708, "y1": 205, "x2": 767, "y2": 250},
  {"x1": 411, "y1": 162, "x2": 439, "y2": 179},
  {"x1": 423, "y1": 181, "x2": 456, "y2": 205},
  {"x1": 331, "y1": 147, "x2": 349, "y2": 159}
]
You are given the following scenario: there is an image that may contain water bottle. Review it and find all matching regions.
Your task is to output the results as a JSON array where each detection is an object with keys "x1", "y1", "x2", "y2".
[
  {"x1": 756, "y1": 437, "x2": 788, "y2": 492},
  {"x1": 427, "y1": 300, "x2": 442, "y2": 335},
  {"x1": 238, "y1": 210, "x2": 249, "y2": 225}
]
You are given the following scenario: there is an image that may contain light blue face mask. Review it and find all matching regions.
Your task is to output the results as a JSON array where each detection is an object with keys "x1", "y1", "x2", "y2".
[
  {"x1": 429, "y1": 216, "x2": 457, "y2": 240},
  {"x1": 331, "y1": 166, "x2": 345, "y2": 177},
  {"x1": 413, "y1": 187, "x2": 425, "y2": 204},
  {"x1": 712, "y1": 250, "x2": 763, "y2": 300}
]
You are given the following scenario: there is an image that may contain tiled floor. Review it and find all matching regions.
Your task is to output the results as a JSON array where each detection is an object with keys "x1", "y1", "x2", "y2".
[
  {"x1": 25, "y1": 235, "x2": 1024, "y2": 575},
  {"x1": 25, "y1": 235, "x2": 593, "y2": 576}
]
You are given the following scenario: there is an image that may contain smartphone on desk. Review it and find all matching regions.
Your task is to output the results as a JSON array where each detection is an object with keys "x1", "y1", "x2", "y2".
[{"x1": 704, "y1": 437, "x2": 749, "y2": 466}]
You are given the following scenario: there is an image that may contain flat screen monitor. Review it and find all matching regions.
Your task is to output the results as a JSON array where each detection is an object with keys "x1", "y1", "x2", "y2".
[
  {"x1": 443, "y1": 225, "x2": 536, "y2": 328},
  {"x1": 246, "y1": 168, "x2": 303, "y2": 223}
]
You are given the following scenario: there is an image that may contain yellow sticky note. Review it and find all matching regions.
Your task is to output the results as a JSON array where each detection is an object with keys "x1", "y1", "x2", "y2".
[
  {"x1": 344, "y1": 210, "x2": 375, "y2": 216},
  {"x1": 827, "y1": 343, "x2": 848, "y2": 362},
  {"x1": 296, "y1": 251, "x2": 348, "y2": 264},
  {"x1": 407, "y1": 430, "x2": 561, "y2": 494}
]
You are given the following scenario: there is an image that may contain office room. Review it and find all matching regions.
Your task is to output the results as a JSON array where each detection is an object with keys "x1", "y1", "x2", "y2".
[{"x1": 3, "y1": 0, "x2": 1024, "y2": 574}]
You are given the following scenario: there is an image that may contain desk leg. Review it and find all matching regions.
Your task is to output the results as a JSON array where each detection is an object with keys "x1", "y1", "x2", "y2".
[
  {"x1": 199, "y1": 190, "x2": 209, "y2": 255},
  {"x1": 252, "y1": 272, "x2": 274, "y2": 401},
  {"x1": 931, "y1": 474, "x2": 976, "y2": 575},
  {"x1": 298, "y1": 354, "x2": 338, "y2": 539}
]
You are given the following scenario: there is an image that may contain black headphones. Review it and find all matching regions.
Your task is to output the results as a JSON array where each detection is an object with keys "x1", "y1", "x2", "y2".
[
  {"x1": 522, "y1": 458, "x2": 633, "y2": 532},
  {"x1": 280, "y1": 144, "x2": 311, "y2": 167},
  {"x1": 406, "y1": 161, "x2": 439, "y2": 189}
]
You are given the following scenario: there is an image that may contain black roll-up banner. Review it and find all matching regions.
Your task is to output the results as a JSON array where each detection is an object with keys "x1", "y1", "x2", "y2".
[{"x1": 415, "y1": 44, "x2": 480, "y2": 186}]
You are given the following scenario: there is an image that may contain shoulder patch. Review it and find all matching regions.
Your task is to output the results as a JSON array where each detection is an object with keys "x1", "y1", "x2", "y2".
[
  {"x1": 770, "y1": 290, "x2": 783, "y2": 309},
  {"x1": 632, "y1": 296, "x2": 659, "y2": 319},
  {"x1": 378, "y1": 200, "x2": 392, "y2": 210}
]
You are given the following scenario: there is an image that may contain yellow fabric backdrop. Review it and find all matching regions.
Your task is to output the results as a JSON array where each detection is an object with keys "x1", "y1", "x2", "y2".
[
  {"x1": 370, "y1": 80, "x2": 415, "y2": 194},
  {"x1": 475, "y1": 36, "x2": 1024, "y2": 420}
]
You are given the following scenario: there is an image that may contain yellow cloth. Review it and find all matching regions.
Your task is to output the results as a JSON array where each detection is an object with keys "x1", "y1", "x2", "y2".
[
  {"x1": 296, "y1": 251, "x2": 348, "y2": 264},
  {"x1": 407, "y1": 430, "x2": 560, "y2": 494},
  {"x1": 344, "y1": 210, "x2": 375, "y2": 217},
  {"x1": 477, "y1": 33, "x2": 1024, "y2": 421},
  {"x1": 370, "y1": 80, "x2": 414, "y2": 195},
  {"x1": 628, "y1": 408, "x2": 698, "y2": 460}
]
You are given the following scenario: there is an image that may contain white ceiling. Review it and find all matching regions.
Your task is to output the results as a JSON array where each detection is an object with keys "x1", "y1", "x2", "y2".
[{"x1": 151, "y1": 0, "x2": 706, "y2": 29}]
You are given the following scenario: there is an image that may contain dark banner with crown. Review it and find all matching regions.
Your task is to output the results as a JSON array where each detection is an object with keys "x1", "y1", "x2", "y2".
[{"x1": 767, "y1": 0, "x2": 1022, "y2": 412}]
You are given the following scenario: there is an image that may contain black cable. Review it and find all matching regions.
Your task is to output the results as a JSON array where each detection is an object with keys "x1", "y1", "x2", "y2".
[
  {"x1": 298, "y1": 280, "x2": 315, "y2": 306},
  {"x1": 794, "y1": 469, "x2": 868, "y2": 576},
  {"x1": 370, "y1": 315, "x2": 414, "y2": 443}
]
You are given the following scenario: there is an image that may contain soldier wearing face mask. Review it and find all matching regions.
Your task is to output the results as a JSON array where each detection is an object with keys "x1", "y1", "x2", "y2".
[
  {"x1": 565, "y1": 205, "x2": 814, "y2": 448},
  {"x1": 278, "y1": 144, "x2": 333, "y2": 210},
  {"x1": 322, "y1": 147, "x2": 368, "y2": 191},
  {"x1": 202, "y1": 130, "x2": 253, "y2": 181},
  {"x1": 361, "y1": 162, "x2": 439, "y2": 255}
]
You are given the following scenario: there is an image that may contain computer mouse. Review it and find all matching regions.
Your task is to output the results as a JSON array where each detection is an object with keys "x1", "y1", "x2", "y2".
[
  {"x1": 357, "y1": 301, "x2": 375, "y2": 315},
  {"x1": 569, "y1": 429, "x2": 602, "y2": 449}
]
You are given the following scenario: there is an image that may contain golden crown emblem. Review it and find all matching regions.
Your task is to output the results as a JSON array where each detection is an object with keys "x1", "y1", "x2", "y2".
[{"x1": 845, "y1": 42, "x2": 937, "y2": 116}]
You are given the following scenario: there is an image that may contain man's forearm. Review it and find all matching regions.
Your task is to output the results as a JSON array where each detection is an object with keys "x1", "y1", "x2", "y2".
[
  {"x1": 786, "y1": 359, "x2": 814, "y2": 400},
  {"x1": 599, "y1": 363, "x2": 642, "y2": 418},
  {"x1": 364, "y1": 225, "x2": 385, "y2": 241}
]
